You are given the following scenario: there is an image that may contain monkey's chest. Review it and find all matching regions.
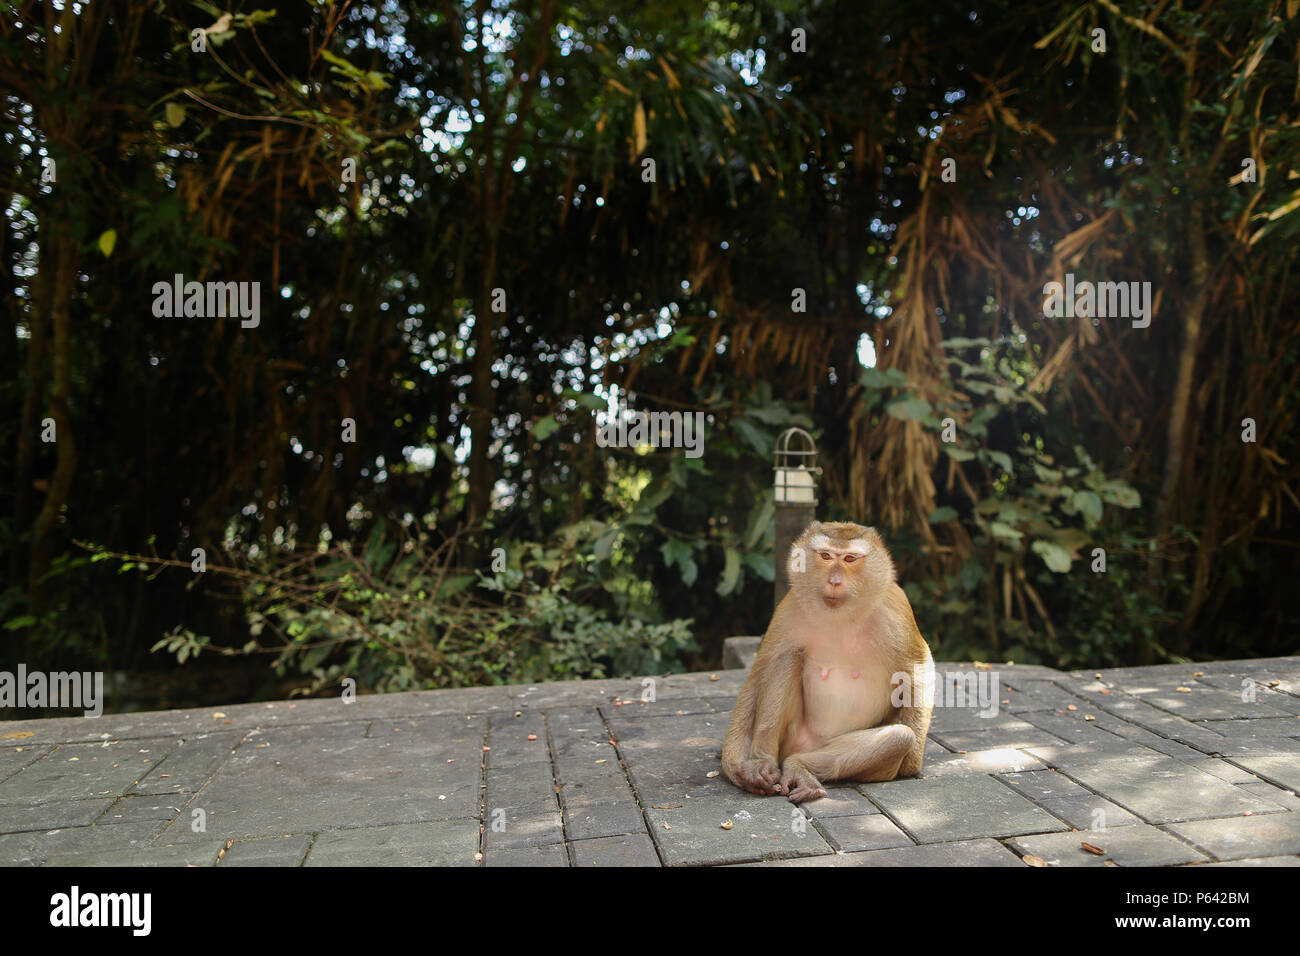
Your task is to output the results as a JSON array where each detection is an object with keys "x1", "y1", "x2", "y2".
[{"x1": 799, "y1": 653, "x2": 894, "y2": 745}]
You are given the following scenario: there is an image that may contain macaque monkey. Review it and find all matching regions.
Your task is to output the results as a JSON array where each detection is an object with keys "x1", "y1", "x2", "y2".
[{"x1": 722, "y1": 521, "x2": 933, "y2": 803}]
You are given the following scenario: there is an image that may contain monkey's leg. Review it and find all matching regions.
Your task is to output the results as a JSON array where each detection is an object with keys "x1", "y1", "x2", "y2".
[
  {"x1": 780, "y1": 725, "x2": 917, "y2": 802},
  {"x1": 723, "y1": 646, "x2": 804, "y2": 796}
]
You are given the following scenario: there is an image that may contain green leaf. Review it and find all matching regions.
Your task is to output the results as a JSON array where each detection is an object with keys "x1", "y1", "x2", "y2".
[
  {"x1": 531, "y1": 415, "x2": 560, "y2": 440},
  {"x1": 1101, "y1": 481, "x2": 1141, "y2": 508},
  {"x1": 885, "y1": 396, "x2": 933, "y2": 420},
  {"x1": 928, "y1": 506, "x2": 958, "y2": 524},
  {"x1": 165, "y1": 102, "x2": 186, "y2": 127},
  {"x1": 717, "y1": 547, "x2": 741, "y2": 596},
  {"x1": 1072, "y1": 490, "x2": 1103, "y2": 526},
  {"x1": 989, "y1": 521, "x2": 1023, "y2": 542},
  {"x1": 943, "y1": 445, "x2": 976, "y2": 461},
  {"x1": 1031, "y1": 540, "x2": 1072, "y2": 573},
  {"x1": 97, "y1": 229, "x2": 117, "y2": 257},
  {"x1": 986, "y1": 450, "x2": 1013, "y2": 473}
]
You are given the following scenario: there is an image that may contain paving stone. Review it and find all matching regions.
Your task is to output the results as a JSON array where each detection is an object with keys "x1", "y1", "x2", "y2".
[
  {"x1": 485, "y1": 761, "x2": 557, "y2": 814},
  {"x1": 304, "y1": 821, "x2": 479, "y2": 866},
  {"x1": 1022, "y1": 741, "x2": 1169, "y2": 769},
  {"x1": 915, "y1": 748, "x2": 1046, "y2": 778},
  {"x1": 1020, "y1": 711, "x2": 1130, "y2": 745},
  {"x1": 1222, "y1": 753, "x2": 1300, "y2": 793},
  {"x1": 1061, "y1": 757, "x2": 1285, "y2": 823},
  {"x1": 932, "y1": 722, "x2": 1068, "y2": 752},
  {"x1": 484, "y1": 712, "x2": 548, "y2": 767},
  {"x1": 1237, "y1": 782, "x2": 1300, "y2": 809},
  {"x1": 745, "y1": 838, "x2": 1023, "y2": 867},
  {"x1": 0, "y1": 745, "x2": 55, "y2": 782},
  {"x1": 563, "y1": 801, "x2": 645, "y2": 840},
  {"x1": 864, "y1": 774, "x2": 1067, "y2": 843},
  {"x1": 481, "y1": 809, "x2": 564, "y2": 849},
  {"x1": 0, "y1": 831, "x2": 39, "y2": 865},
  {"x1": 800, "y1": 787, "x2": 881, "y2": 818},
  {"x1": 218, "y1": 834, "x2": 312, "y2": 866},
  {"x1": 570, "y1": 833, "x2": 661, "y2": 867},
  {"x1": 1197, "y1": 718, "x2": 1300, "y2": 738},
  {"x1": 484, "y1": 843, "x2": 568, "y2": 867},
  {"x1": 928, "y1": 709, "x2": 1028, "y2": 734},
  {"x1": 553, "y1": 765, "x2": 636, "y2": 806},
  {"x1": 815, "y1": 813, "x2": 913, "y2": 852},
  {"x1": 1008, "y1": 825, "x2": 1208, "y2": 867},
  {"x1": 43, "y1": 842, "x2": 225, "y2": 867},
  {"x1": 646, "y1": 793, "x2": 834, "y2": 865},
  {"x1": 1168, "y1": 814, "x2": 1300, "y2": 861},
  {"x1": 1043, "y1": 793, "x2": 1143, "y2": 830},
  {"x1": 130, "y1": 731, "x2": 243, "y2": 794},
  {"x1": 598, "y1": 697, "x2": 723, "y2": 719},
  {"x1": 1138, "y1": 686, "x2": 1295, "y2": 721},
  {"x1": 0, "y1": 798, "x2": 116, "y2": 832},
  {"x1": 0, "y1": 738, "x2": 179, "y2": 805},
  {"x1": 30, "y1": 821, "x2": 169, "y2": 858},
  {"x1": 100, "y1": 794, "x2": 191, "y2": 823},
  {"x1": 1186, "y1": 759, "x2": 1262, "y2": 784},
  {"x1": 1193, "y1": 855, "x2": 1300, "y2": 867}
]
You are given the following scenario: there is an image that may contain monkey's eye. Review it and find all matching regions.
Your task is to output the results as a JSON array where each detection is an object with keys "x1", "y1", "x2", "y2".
[
  {"x1": 843, "y1": 554, "x2": 857, "y2": 563},
  {"x1": 817, "y1": 551, "x2": 832, "y2": 561}
]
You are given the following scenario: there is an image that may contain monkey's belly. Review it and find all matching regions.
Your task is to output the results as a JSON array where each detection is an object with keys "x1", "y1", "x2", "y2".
[{"x1": 794, "y1": 663, "x2": 892, "y2": 752}]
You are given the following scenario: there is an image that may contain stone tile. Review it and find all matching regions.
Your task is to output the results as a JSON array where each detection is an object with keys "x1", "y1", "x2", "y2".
[
  {"x1": 745, "y1": 838, "x2": 1023, "y2": 867},
  {"x1": 1168, "y1": 814, "x2": 1300, "y2": 861},
  {"x1": 485, "y1": 761, "x2": 557, "y2": 814},
  {"x1": 932, "y1": 723, "x2": 1068, "y2": 752},
  {"x1": 915, "y1": 748, "x2": 1045, "y2": 778},
  {"x1": 863, "y1": 775, "x2": 1067, "y2": 843},
  {"x1": 645, "y1": 794, "x2": 833, "y2": 865},
  {"x1": 1020, "y1": 711, "x2": 1130, "y2": 745},
  {"x1": 1008, "y1": 826, "x2": 1207, "y2": 867},
  {"x1": 0, "y1": 738, "x2": 179, "y2": 805},
  {"x1": 43, "y1": 842, "x2": 225, "y2": 867},
  {"x1": 161, "y1": 720, "x2": 483, "y2": 841},
  {"x1": 598, "y1": 697, "x2": 723, "y2": 719},
  {"x1": 100, "y1": 794, "x2": 190, "y2": 823},
  {"x1": 484, "y1": 843, "x2": 568, "y2": 867},
  {"x1": 0, "y1": 831, "x2": 38, "y2": 865},
  {"x1": 481, "y1": 809, "x2": 564, "y2": 849},
  {"x1": 1237, "y1": 782, "x2": 1300, "y2": 809},
  {"x1": 1226, "y1": 753, "x2": 1300, "y2": 791},
  {"x1": 304, "y1": 821, "x2": 479, "y2": 866},
  {"x1": 563, "y1": 801, "x2": 645, "y2": 841},
  {"x1": 130, "y1": 731, "x2": 243, "y2": 794},
  {"x1": 0, "y1": 745, "x2": 55, "y2": 782},
  {"x1": 0, "y1": 798, "x2": 116, "y2": 832},
  {"x1": 1022, "y1": 741, "x2": 1169, "y2": 769},
  {"x1": 570, "y1": 833, "x2": 661, "y2": 867},
  {"x1": 1193, "y1": 856, "x2": 1300, "y2": 867},
  {"x1": 1186, "y1": 759, "x2": 1261, "y2": 784},
  {"x1": 1061, "y1": 757, "x2": 1285, "y2": 823},
  {"x1": 815, "y1": 813, "x2": 913, "y2": 852},
  {"x1": 1197, "y1": 718, "x2": 1300, "y2": 738},
  {"x1": 1042, "y1": 794, "x2": 1142, "y2": 830},
  {"x1": 30, "y1": 820, "x2": 170, "y2": 858},
  {"x1": 484, "y1": 712, "x2": 548, "y2": 767},
  {"x1": 218, "y1": 834, "x2": 312, "y2": 866},
  {"x1": 800, "y1": 787, "x2": 881, "y2": 818}
]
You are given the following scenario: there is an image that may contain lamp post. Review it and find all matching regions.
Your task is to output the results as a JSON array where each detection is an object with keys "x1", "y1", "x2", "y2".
[{"x1": 773, "y1": 427, "x2": 820, "y2": 608}]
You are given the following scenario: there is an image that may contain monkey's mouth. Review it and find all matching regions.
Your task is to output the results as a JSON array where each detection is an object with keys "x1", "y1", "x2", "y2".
[{"x1": 822, "y1": 594, "x2": 845, "y2": 608}]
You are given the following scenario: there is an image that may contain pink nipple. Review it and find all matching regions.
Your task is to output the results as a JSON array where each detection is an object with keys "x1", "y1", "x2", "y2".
[
  {"x1": 820, "y1": 667, "x2": 829, "y2": 680},
  {"x1": 851, "y1": 670, "x2": 860, "y2": 679}
]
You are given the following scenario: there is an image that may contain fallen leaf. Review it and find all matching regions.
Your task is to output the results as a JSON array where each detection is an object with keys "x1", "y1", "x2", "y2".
[
  {"x1": 1094, "y1": 673, "x2": 1102, "y2": 679},
  {"x1": 1067, "y1": 704, "x2": 1078, "y2": 711},
  {"x1": 595, "y1": 759, "x2": 606, "y2": 764},
  {"x1": 1080, "y1": 842, "x2": 1105, "y2": 855},
  {"x1": 720, "y1": 820, "x2": 733, "y2": 830},
  {"x1": 482, "y1": 746, "x2": 491, "y2": 752},
  {"x1": 527, "y1": 734, "x2": 538, "y2": 741},
  {"x1": 974, "y1": 661, "x2": 992, "y2": 670},
  {"x1": 1023, "y1": 854, "x2": 1047, "y2": 867},
  {"x1": 710, "y1": 674, "x2": 720, "y2": 681},
  {"x1": 706, "y1": 770, "x2": 720, "y2": 778},
  {"x1": 1100, "y1": 689, "x2": 1111, "y2": 694},
  {"x1": 1192, "y1": 671, "x2": 1204, "y2": 677},
  {"x1": 662, "y1": 821, "x2": 672, "y2": 830},
  {"x1": 1269, "y1": 680, "x2": 1281, "y2": 687},
  {"x1": 474, "y1": 852, "x2": 483, "y2": 862},
  {"x1": 651, "y1": 804, "x2": 683, "y2": 810},
  {"x1": 1084, "y1": 715, "x2": 1095, "y2": 721},
  {"x1": 1175, "y1": 687, "x2": 1192, "y2": 693},
  {"x1": 212, "y1": 712, "x2": 226, "y2": 719},
  {"x1": 1, "y1": 731, "x2": 33, "y2": 740}
]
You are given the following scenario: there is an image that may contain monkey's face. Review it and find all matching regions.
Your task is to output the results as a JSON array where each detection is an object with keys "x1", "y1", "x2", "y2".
[{"x1": 790, "y1": 522, "x2": 894, "y2": 610}]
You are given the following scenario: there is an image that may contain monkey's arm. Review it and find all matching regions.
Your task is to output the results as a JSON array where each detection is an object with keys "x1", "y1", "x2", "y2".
[
  {"x1": 722, "y1": 636, "x2": 804, "y2": 795},
  {"x1": 891, "y1": 588, "x2": 933, "y2": 777}
]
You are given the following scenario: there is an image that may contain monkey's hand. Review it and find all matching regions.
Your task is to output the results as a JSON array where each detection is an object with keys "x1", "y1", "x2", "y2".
[
  {"x1": 779, "y1": 759, "x2": 826, "y2": 804},
  {"x1": 734, "y1": 758, "x2": 784, "y2": 795}
]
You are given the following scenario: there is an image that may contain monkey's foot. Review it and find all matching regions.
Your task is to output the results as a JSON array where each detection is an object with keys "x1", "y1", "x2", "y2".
[
  {"x1": 779, "y1": 763, "x2": 825, "y2": 804},
  {"x1": 734, "y1": 759, "x2": 784, "y2": 795}
]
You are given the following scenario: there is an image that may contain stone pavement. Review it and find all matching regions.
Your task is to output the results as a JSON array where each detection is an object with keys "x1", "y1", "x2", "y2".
[{"x1": 1, "y1": 655, "x2": 1299, "y2": 866}]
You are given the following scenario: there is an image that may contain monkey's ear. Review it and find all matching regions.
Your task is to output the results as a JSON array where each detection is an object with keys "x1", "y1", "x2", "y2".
[{"x1": 806, "y1": 520, "x2": 823, "y2": 534}]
